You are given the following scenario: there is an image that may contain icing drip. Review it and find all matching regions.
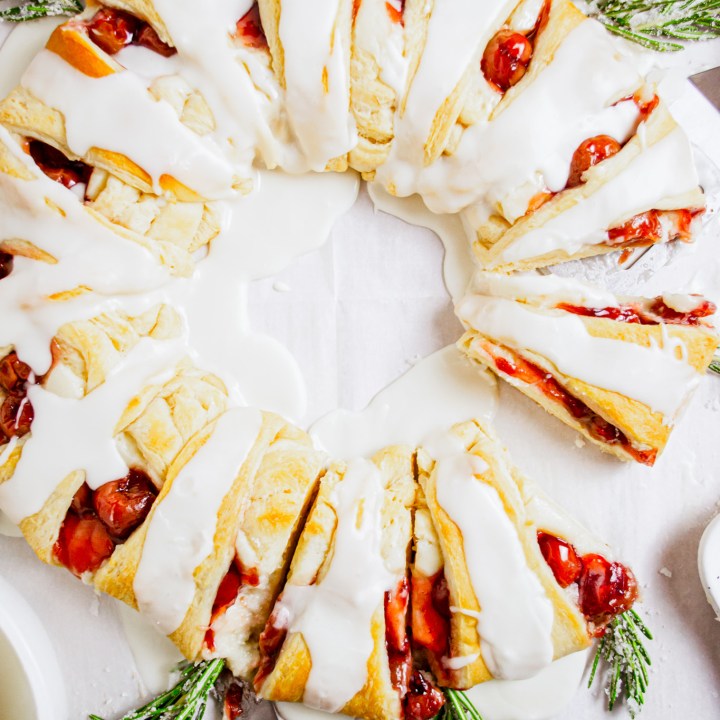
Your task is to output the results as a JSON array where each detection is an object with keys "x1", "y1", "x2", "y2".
[
  {"x1": 410, "y1": 20, "x2": 643, "y2": 219},
  {"x1": 424, "y1": 431, "x2": 554, "y2": 680},
  {"x1": 21, "y1": 50, "x2": 236, "y2": 198},
  {"x1": 0, "y1": 338, "x2": 182, "y2": 524},
  {"x1": 0, "y1": 128, "x2": 169, "y2": 373},
  {"x1": 457, "y1": 293, "x2": 700, "y2": 419},
  {"x1": 376, "y1": 0, "x2": 517, "y2": 193},
  {"x1": 500, "y1": 126, "x2": 700, "y2": 263},
  {"x1": 273, "y1": 458, "x2": 395, "y2": 713},
  {"x1": 133, "y1": 407, "x2": 262, "y2": 635},
  {"x1": 279, "y1": 0, "x2": 357, "y2": 170}
]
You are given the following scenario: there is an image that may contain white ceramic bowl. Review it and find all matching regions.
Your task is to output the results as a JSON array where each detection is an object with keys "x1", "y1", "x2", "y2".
[
  {"x1": 698, "y1": 513, "x2": 720, "y2": 619},
  {"x1": 0, "y1": 574, "x2": 67, "y2": 720}
]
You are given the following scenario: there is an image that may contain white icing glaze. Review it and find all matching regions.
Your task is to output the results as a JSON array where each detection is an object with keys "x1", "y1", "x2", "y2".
[
  {"x1": 425, "y1": 431, "x2": 554, "y2": 680},
  {"x1": 376, "y1": 0, "x2": 516, "y2": 194},
  {"x1": 0, "y1": 338, "x2": 182, "y2": 524},
  {"x1": 133, "y1": 407, "x2": 262, "y2": 635},
  {"x1": 457, "y1": 293, "x2": 701, "y2": 419},
  {"x1": 279, "y1": 0, "x2": 357, "y2": 170},
  {"x1": 353, "y1": 0, "x2": 407, "y2": 97},
  {"x1": 311, "y1": 345, "x2": 497, "y2": 460},
  {"x1": 501, "y1": 125, "x2": 700, "y2": 263},
  {"x1": 272, "y1": 458, "x2": 394, "y2": 713},
  {"x1": 414, "y1": 20, "x2": 643, "y2": 219},
  {"x1": 21, "y1": 50, "x2": 236, "y2": 198},
  {"x1": 661, "y1": 292, "x2": 707, "y2": 314}
]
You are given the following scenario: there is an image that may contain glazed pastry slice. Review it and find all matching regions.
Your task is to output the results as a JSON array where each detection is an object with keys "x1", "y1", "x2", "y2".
[
  {"x1": 456, "y1": 273, "x2": 718, "y2": 465},
  {"x1": 258, "y1": 0, "x2": 356, "y2": 172},
  {"x1": 412, "y1": 419, "x2": 636, "y2": 689},
  {"x1": 468, "y1": 102, "x2": 705, "y2": 272},
  {"x1": 255, "y1": 448, "x2": 436, "y2": 720},
  {"x1": 0, "y1": 5, "x2": 241, "y2": 201},
  {"x1": 93, "y1": 409, "x2": 323, "y2": 668}
]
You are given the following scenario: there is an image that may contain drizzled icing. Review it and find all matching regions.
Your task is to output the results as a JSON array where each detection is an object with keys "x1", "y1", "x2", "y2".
[
  {"x1": 272, "y1": 459, "x2": 395, "y2": 713},
  {"x1": 499, "y1": 126, "x2": 700, "y2": 264},
  {"x1": 376, "y1": 0, "x2": 516, "y2": 192},
  {"x1": 133, "y1": 407, "x2": 262, "y2": 635},
  {"x1": 0, "y1": 338, "x2": 183, "y2": 524},
  {"x1": 410, "y1": 20, "x2": 643, "y2": 219},
  {"x1": 0, "y1": 127, "x2": 170, "y2": 372},
  {"x1": 21, "y1": 50, "x2": 237, "y2": 198},
  {"x1": 424, "y1": 431, "x2": 554, "y2": 680},
  {"x1": 457, "y1": 293, "x2": 701, "y2": 419},
  {"x1": 278, "y1": 0, "x2": 357, "y2": 170}
]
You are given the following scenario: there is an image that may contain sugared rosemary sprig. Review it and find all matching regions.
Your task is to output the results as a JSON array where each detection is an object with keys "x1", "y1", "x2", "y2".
[
  {"x1": 589, "y1": 0, "x2": 720, "y2": 51},
  {"x1": 0, "y1": 0, "x2": 83, "y2": 22},
  {"x1": 434, "y1": 689, "x2": 484, "y2": 720},
  {"x1": 89, "y1": 658, "x2": 226, "y2": 720},
  {"x1": 588, "y1": 610, "x2": 653, "y2": 717},
  {"x1": 709, "y1": 356, "x2": 720, "y2": 375}
]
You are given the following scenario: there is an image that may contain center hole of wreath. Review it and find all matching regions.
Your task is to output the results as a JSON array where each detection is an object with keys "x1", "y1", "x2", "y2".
[{"x1": 249, "y1": 187, "x2": 464, "y2": 425}]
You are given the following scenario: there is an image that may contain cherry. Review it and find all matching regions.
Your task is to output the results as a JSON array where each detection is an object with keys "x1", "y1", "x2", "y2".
[
  {"x1": 93, "y1": 468, "x2": 157, "y2": 539},
  {"x1": 27, "y1": 140, "x2": 92, "y2": 190},
  {"x1": 385, "y1": 577, "x2": 410, "y2": 654},
  {"x1": 649, "y1": 296, "x2": 716, "y2": 325},
  {"x1": 0, "y1": 252, "x2": 13, "y2": 280},
  {"x1": 578, "y1": 554, "x2": 638, "y2": 624},
  {"x1": 70, "y1": 483, "x2": 93, "y2": 514},
  {"x1": 235, "y1": 5, "x2": 267, "y2": 49},
  {"x1": 482, "y1": 30, "x2": 532, "y2": 92},
  {"x1": 405, "y1": 670, "x2": 446, "y2": 720},
  {"x1": 410, "y1": 572, "x2": 449, "y2": 654},
  {"x1": 0, "y1": 395, "x2": 33, "y2": 438},
  {"x1": 567, "y1": 135, "x2": 622, "y2": 188},
  {"x1": 537, "y1": 532, "x2": 582, "y2": 588},
  {"x1": 607, "y1": 210, "x2": 662, "y2": 246},
  {"x1": 135, "y1": 25, "x2": 176, "y2": 57},
  {"x1": 0, "y1": 352, "x2": 32, "y2": 395},
  {"x1": 86, "y1": 8, "x2": 139, "y2": 55},
  {"x1": 54, "y1": 513, "x2": 115, "y2": 576}
]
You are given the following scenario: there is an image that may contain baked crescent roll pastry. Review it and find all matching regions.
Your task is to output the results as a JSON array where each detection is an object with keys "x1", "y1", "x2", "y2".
[
  {"x1": 257, "y1": 0, "x2": 356, "y2": 172},
  {"x1": 255, "y1": 447, "x2": 421, "y2": 720},
  {"x1": 468, "y1": 102, "x2": 705, "y2": 272},
  {"x1": 94, "y1": 409, "x2": 323, "y2": 666},
  {"x1": 413, "y1": 419, "x2": 637, "y2": 689},
  {"x1": 456, "y1": 273, "x2": 718, "y2": 465},
  {"x1": 0, "y1": 7, "x2": 242, "y2": 201}
]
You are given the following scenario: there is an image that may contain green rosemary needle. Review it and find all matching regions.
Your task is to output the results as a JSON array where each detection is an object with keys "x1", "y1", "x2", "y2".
[
  {"x1": 709, "y1": 356, "x2": 720, "y2": 375},
  {"x1": 88, "y1": 658, "x2": 226, "y2": 720},
  {"x1": 588, "y1": 610, "x2": 653, "y2": 718},
  {"x1": 588, "y1": 0, "x2": 720, "y2": 51},
  {"x1": 434, "y1": 689, "x2": 484, "y2": 720},
  {"x1": 0, "y1": 0, "x2": 83, "y2": 22}
]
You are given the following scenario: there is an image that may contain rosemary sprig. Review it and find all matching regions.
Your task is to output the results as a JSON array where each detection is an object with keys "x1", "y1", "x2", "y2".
[
  {"x1": 709, "y1": 356, "x2": 720, "y2": 375},
  {"x1": 88, "y1": 658, "x2": 226, "y2": 720},
  {"x1": 588, "y1": 0, "x2": 720, "y2": 51},
  {"x1": 434, "y1": 689, "x2": 484, "y2": 720},
  {"x1": 588, "y1": 610, "x2": 653, "y2": 718},
  {"x1": 0, "y1": 0, "x2": 83, "y2": 22}
]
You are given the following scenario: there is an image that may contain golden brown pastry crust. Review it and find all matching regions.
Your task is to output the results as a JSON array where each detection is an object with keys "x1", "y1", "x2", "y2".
[
  {"x1": 416, "y1": 420, "x2": 590, "y2": 689},
  {"x1": 256, "y1": 446, "x2": 416, "y2": 720}
]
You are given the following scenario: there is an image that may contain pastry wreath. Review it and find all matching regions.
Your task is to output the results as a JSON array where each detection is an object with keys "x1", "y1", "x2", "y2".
[{"x1": 0, "y1": 1, "x2": 715, "y2": 719}]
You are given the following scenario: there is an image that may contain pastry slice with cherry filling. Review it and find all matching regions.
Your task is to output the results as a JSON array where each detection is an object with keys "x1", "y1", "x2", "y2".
[
  {"x1": 472, "y1": 102, "x2": 704, "y2": 272},
  {"x1": 456, "y1": 273, "x2": 718, "y2": 465},
  {"x1": 93, "y1": 410, "x2": 323, "y2": 669},
  {"x1": 255, "y1": 448, "x2": 444, "y2": 720},
  {"x1": 413, "y1": 419, "x2": 636, "y2": 690},
  {"x1": 0, "y1": 5, "x2": 242, "y2": 202}
]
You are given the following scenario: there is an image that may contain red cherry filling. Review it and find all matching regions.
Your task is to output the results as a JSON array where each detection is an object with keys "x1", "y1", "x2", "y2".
[
  {"x1": 567, "y1": 135, "x2": 622, "y2": 188},
  {"x1": 385, "y1": 0, "x2": 405, "y2": 24},
  {"x1": 410, "y1": 571, "x2": 450, "y2": 655},
  {"x1": 482, "y1": 29, "x2": 533, "y2": 92},
  {"x1": 254, "y1": 605, "x2": 289, "y2": 692},
  {"x1": 0, "y1": 352, "x2": 35, "y2": 442},
  {"x1": 649, "y1": 296, "x2": 716, "y2": 324},
  {"x1": 85, "y1": 7, "x2": 175, "y2": 57},
  {"x1": 557, "y1": 303, "x2": 644, "y2": 324},
  {"x1": 385, "y1": 577, "x2": 412, "y2": 697},
  {"x1": 0, "y1": 252, "x2": 14, "y2": 280},
  {"x1": 93, "y1": 468, "x2": 157, "y2": 539},
  {"x1": 405, "y1": 670, "x2": 446, "y2": 720},
  {"x1": 224, "y1": 683, "x2": 244, "y2": 720},
  {"x1": 537, "y1": 533, "x2": 638, "y2": 631},
  {"x1": 27, "y1": 140, "x2": 92, "y2": 190},
  {"x1": 0, "y1": 352, "x2": 33, "y2": 396},
  {"x1": 578, "y1": 553, "x2": 638, "y2": 627},
  {"x1": 54, "y1": 468, "x2": 156, "y2": 576},
  {"x1": 537, "y1": 532, "x2": 582, "y2": 587},
  {"x1": 235, "y1": 5, "x2": 267, "y2": 49}
]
